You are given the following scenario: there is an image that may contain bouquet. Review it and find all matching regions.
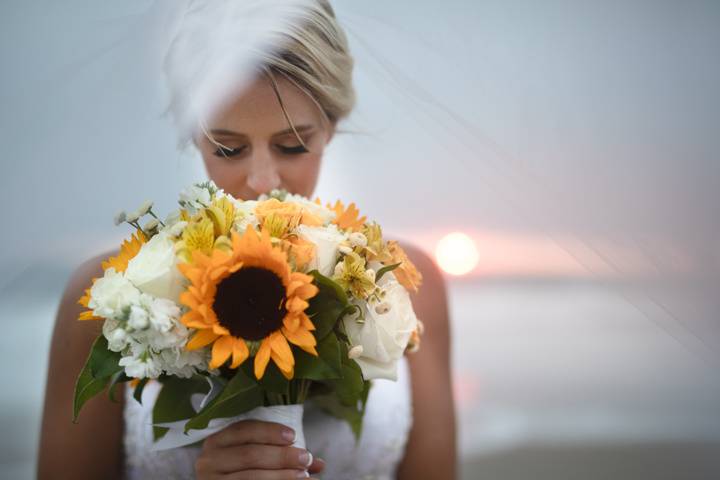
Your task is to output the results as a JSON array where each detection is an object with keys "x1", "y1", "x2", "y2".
[{"x1": 73, "y1": 181, "x2": 423, "y2": 451}]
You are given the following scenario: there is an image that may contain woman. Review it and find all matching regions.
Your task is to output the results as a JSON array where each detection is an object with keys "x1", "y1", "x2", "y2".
[{"x1": 38, "y1": 1, "x2": 456, "y2": 478}]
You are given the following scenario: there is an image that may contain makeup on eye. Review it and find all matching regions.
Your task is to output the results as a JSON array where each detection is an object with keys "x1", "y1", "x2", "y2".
[{"x1": 212, "y1": 142, "x2": 310, "y2": 158}]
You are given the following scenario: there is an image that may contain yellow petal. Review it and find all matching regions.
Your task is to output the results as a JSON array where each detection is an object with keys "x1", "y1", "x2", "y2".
[
  {"x1": 230, "y1": 338, "x2": 249, "y2": 368},
  {"x1": 254, "y1": 339, "x2": 272, "y2": 379},
  {"x1": 209, "y1": 336, "x2": 234, "y2": 369},
  {"x1": 187, "y1": 329, "x2": 219, "y2": 350}
]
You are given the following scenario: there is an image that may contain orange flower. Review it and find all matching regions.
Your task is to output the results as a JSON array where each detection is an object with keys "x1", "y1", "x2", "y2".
[
  {"x1": 316, "y1": 199, "x2": 367, "y2": 232},
  {"x1": 178, "y1": 227, "x2": 319, "y2": 380},
  {"x1": 254, "y1": 198, "x2": 323, "y2": 231},
  {"x1": 386, "y1": 241, "x2": 423, "y2": 293}
]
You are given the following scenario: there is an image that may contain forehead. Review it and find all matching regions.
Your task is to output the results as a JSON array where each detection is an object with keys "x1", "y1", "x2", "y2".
[{"x1": 207, "y1": 73, "x2": 321, "y2": 135}]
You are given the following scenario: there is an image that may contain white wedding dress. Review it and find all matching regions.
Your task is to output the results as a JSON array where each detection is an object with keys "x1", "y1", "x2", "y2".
[{"x1": 123, "y1": 357, "x2": 413, "y2": 479}]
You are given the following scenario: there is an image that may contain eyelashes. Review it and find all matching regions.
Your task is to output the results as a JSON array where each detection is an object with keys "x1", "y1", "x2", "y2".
[{"x1": 212, "y1": 144, "x2": 310, "y2": 158}]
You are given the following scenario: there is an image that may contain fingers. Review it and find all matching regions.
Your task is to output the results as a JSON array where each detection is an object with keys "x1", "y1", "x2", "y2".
[
  {"x1": 224, "y1": 469, "x2": 315, "y2": 479},
  {"x1": 308, "y1": 456, "x2": 326, "y2": 474},
  {"x1": 198, "y1": 445, "x2": 313, "y2": 473},
  {"x1": 204, "y1": 420, "x2": 296, "y2": 448}
]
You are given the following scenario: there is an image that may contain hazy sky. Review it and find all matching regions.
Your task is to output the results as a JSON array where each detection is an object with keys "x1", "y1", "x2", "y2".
[{"x1": 1, "y1": 0, "x2": 718, "y2": 283}]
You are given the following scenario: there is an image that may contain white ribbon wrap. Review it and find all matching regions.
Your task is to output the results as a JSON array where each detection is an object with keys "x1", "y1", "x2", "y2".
[{"x1": 151, "y1": 377, "x2": 306, "y2": 452}]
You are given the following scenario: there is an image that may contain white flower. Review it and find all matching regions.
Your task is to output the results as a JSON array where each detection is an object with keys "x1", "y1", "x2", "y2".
[
  {"x1": 88, "y1": 268, "x2": 140, "y2": 319},
  {"x1": 143, "y1": 218, "x2": 160, "y2": 231},
  {"x1": 113, "y1": 211, "x2": 127, "y2": 226},
  {"x1": 348, "y1": 232, "x2": 368, "y2": 248},
  {"x1": 296, "y1": 224, "x2": 348, "y2": 276},
  {"x1": 147, "y1": 297, "x2": 181, "y2": 332},
  {"x1": 119, "y1": 353, "x2": 162, "y2": 379},
  {"x1": 179, "y1": 184, "x2": 212, "y2": 210},
  {"x1": 342, "y1": 276, "x2": 418, "y2": 381},
  {"x1": 103, "y1": 318, "x2": 129, "y2": 352},
  {"x1": 124, "y1": 231, "x2": 185, "y2": 302},
  {"x1": 156, "y1": 348, "x2": 207, "y2": 378},
  {"x1": 135, "y1": 200, "x2": 154, "y2": 217},
  {"x1": 167, "y1": 220, "x2": 187, "y2": 237},
  {"x1": 127, "y1": 305, "x2": 149, "y2": 330}
]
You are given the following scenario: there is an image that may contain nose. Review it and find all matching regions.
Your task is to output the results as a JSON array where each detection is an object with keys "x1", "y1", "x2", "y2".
[{"x1": 246, "y1": 149, "x2": 281, "y2": 196}]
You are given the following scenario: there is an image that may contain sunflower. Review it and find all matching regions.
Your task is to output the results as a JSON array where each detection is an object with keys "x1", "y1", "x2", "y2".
[
  {"x1": 178, "y1": 227, "x2": 319, "y2": 380},
  {"x1": 78, "y1": 229, "x2": 147, "y2": 321}
]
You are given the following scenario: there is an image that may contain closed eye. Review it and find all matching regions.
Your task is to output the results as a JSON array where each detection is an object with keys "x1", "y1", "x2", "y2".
[
  {"x1": 277, "y1": 144, "x2": 310, "y2": 155},
  {"x1": 213, "y1": 145, "x2": 247, "y2": 158}
]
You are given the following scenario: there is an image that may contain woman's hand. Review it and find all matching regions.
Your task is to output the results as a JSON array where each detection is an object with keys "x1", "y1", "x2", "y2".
[{"x1": 195, "y1": 419, "x2": 325, "y2": 479}]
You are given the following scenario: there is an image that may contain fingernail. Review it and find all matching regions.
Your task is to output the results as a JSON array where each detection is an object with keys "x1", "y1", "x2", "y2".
[
  {"x1": 282, "y1": 428, "x2": 296, "y2": 443},
  {"x1": 296, "y1": 471, "x2": 309, "y2": 478},
  {"x1": 298, "y1": 450, "x2": 313, "y2": 467}
]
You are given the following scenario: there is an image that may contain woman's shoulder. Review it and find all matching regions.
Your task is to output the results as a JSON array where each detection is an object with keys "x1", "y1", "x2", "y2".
[{"x1": 394, "y1": 240, "x2": 450, "y2": 341}]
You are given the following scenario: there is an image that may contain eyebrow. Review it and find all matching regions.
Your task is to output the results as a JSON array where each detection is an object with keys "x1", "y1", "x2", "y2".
[{"x1": 209, "y1": 124, "x2": 315, "y2": 138}]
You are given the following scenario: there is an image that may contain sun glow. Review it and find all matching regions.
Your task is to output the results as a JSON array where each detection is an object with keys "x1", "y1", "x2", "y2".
[{"x1": 435, "y1": 232, "x2": 479, "y2": 276}]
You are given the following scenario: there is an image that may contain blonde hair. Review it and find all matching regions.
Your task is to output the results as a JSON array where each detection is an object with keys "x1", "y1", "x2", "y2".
[{"x1": 162, "y1": 0, "x2": 355, "y2": 150}]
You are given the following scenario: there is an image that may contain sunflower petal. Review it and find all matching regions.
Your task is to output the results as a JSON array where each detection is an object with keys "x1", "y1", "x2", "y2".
[
  {"x1": 187, "y1": 329, "x2": 219, "y2": 350},
  {"x1": 282, "y1": 326, "x2": 317, "y2": 355},
  {"x1": 254, "y1": 339, "x2": 272, "y2": 379},
  {"x1": 230, "y1": 338, "x2": 249, "y2": 368},
  {"x1": 209, "y1": 335, "x2": 234, "y2": 369}
]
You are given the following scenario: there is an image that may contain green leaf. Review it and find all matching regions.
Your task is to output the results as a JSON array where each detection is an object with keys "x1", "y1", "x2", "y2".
[
  {"x1": 152, "y1": 375, "x2": 211, "y2": 441},
  {"x1": 184, "y1": 368, "x2": 263, "y2": 433},
  {"x1": 107, "y1": 371, "x2": 130, "y2": 403},
  {"x1": 308, "y1": 269, "x2": 349, "y2": 305},
  {"x1": 133, "y1": 378, "x2": 150, "y2": 404},
  {"x1": 306, "y1": 270, "x2": 350, "y2": 340},
  {"x1": 242, "y1": 361, "x2": 289, "y2": 396},
  {"x1": 72, "y1": 335, "x2": 123, "y2": 422},
  {"x1": 310, "y1": 386, "x2": 370, "y2": 441},
  {"x1": 294, "y1": 333, "x2": 342, "y2": 380},
  {"x1": 375, "y1": 262, "x2": 401, "y2": 282}
]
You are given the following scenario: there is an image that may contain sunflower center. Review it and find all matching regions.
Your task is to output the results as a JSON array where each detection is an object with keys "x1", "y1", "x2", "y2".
[{"x1": 213, "y1": 267, "x2": 288, "y2": 341}]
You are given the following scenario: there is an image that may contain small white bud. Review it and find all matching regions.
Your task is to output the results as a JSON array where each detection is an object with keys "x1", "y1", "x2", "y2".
[
  {"x1": 348, "y1": 345, "x2": 364, "y2": 359},
  {"x1": 128, "y1": 306, "x2": 149, "y2": 330},
  {"x1": 348, "y1": 232, "x2": 368, "y2": 248},
  {"x1": 113, "y1": 211, "x2": 127, "y2": 226},
  {"x1": 374, "y1": 302, "x2": 391, "y2": 314},
  {"x1": 168, "y1": 220, "x2": 188, "y2": 237},
  {"x1": 136, "y1": 200, "x2": 154, "y2": 217},
  {"x1": 333, "y1": 262, "x2": 345, "y2": 277},
  {"x1": 365, "y1": 269, "x2": 376, "y2": 282},
  {"x1": 338, "y1": 245, "x2": 353, "y2": 255},
  {"x1": 109, "y1": 328, "x2": 127, "y2": 344},
  {"x1": 125, "y1": 211, "x2": 140, "y2": 223},
  {"x1": 143, "y1": 218, "x2": 159, "y2": 231}
]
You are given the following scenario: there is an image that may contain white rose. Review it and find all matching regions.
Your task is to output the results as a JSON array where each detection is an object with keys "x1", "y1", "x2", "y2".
[
  {"x1": 124, "y1": 231, "x2": 185, "y2": 302},
  {"x1": 296, "y1": 224, "x2": 348, "y2": 276},
  {"x1": 342, "y1": 277, "x2": 418, "y2": 381},
  {"x1": 89, "y1": 268, "x2": 140, "y2": 319}
]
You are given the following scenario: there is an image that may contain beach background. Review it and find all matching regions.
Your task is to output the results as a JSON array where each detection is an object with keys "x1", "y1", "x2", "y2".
[{"x1": 2, "y1": 1, "x2": 719, "y2": 478}]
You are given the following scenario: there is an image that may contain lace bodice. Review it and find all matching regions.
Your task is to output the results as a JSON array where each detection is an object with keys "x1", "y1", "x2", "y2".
[{"x1": 123, "y1": 357, "x2": 413, "y2": 479}]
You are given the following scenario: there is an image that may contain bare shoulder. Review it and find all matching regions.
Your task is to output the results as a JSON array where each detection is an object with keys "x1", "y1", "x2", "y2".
[
  {"x1": 396, "y1": 240, "x2": 450, "y2": 346},
  {"x1": 38, "y1": 249, "x2": 125, "y2": 479}
]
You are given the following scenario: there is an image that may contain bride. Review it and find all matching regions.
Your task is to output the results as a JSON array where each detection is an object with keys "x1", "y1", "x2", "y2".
[{"x1": 37, "y1": 1, "x2": 456, "y2": 479}]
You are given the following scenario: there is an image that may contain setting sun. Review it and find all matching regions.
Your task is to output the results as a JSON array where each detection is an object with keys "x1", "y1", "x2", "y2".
[{"x1": 435, "y1": 232, "x2": 479, "y2": 276}]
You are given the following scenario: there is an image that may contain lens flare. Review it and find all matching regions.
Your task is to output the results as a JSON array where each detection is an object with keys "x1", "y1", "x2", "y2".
[{"x1": 435, "y1": 232, "x2": 479, "y2": 276}]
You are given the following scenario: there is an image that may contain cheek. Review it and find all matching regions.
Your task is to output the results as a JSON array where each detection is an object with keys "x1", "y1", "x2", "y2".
[{"x1": 201, "y1": 153, "x2": 247, "y2": 191}]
